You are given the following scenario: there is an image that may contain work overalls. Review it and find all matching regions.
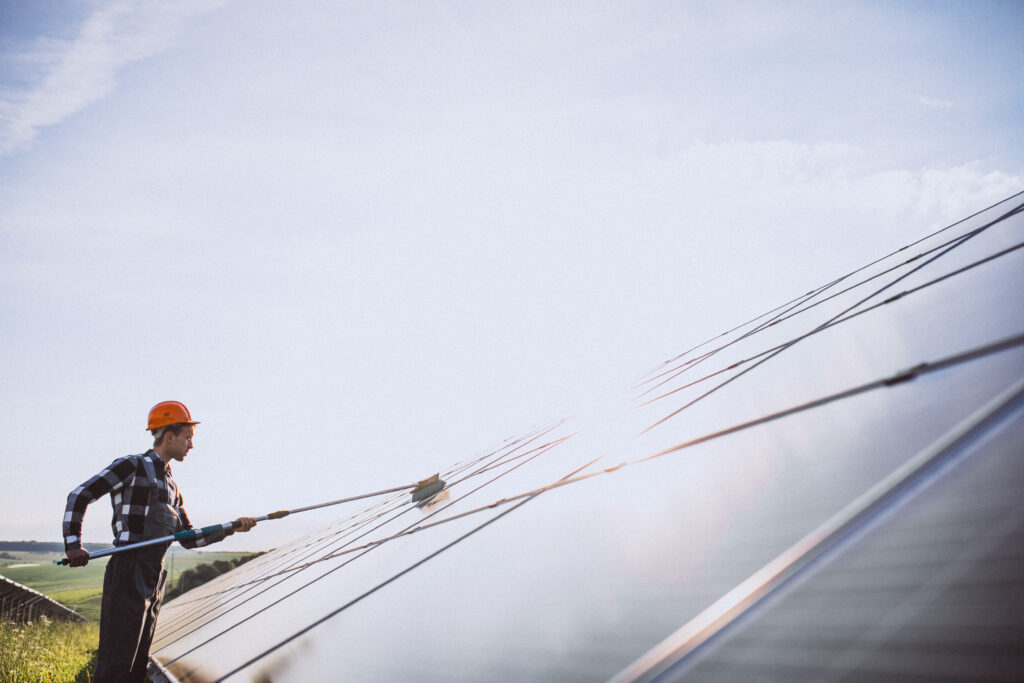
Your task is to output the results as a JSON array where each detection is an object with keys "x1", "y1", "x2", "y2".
[{"x1": 95, "y1": 456, "x2": 180, "y2": 683}]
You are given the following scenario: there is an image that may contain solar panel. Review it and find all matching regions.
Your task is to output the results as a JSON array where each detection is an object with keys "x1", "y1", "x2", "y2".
[
  {"x1": 643, "y1": 383, "x2": 1024, "y2": 681},
  {"x1": 149, "y1": 191, "x2": 1024, "y2": 682},
  {"x1": 0, "y1": 576, "x2": 85, "y2": 623}
]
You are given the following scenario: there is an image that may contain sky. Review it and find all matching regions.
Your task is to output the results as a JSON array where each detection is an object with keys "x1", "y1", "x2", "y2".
[{"x1": 1, "y1": 0, "x2": 1022, "y2": 551}]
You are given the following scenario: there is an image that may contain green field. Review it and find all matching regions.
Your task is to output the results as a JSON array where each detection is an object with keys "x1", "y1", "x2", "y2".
[
  {"x1": 0, "y1": 618, "x2": 99, "y2": 683},
  {"x1": 1, "y1": 547, "x2": 254, "y2": 621}
]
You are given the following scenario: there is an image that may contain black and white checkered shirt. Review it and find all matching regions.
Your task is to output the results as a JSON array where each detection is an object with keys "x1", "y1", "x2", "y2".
[{"x1": 63, "y1": 450, "x2": 228, "y2": 551}]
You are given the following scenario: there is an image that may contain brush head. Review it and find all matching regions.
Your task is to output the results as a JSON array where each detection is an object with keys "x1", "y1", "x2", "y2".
[{"x1": 410, "y1": 474, "x2": 446, "y2": 502}]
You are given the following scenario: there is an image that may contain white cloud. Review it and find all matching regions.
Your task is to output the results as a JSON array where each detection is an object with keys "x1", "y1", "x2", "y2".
[
  {"x1": 659, "y1": 140, "x2": 1021, "y2": 225},
  {"x1": 619, "y1": 140, "x2": 1023, "y2": 309},
  {"x1": 0, "y1": 0, "x2": 227, "y2": 156},
  {"x1": 2, "y1": 0, "x2": 1022, "y2": 546},
  {"x1": 916, "y1": 96, "x2": 954, "y2": 110}
]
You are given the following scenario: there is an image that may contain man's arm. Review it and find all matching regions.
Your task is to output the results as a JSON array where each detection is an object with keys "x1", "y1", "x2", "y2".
[
  {"x1": 176, "y1": 501, "x2": 257, "y2": 549},
  {"x1": 63, "y1": 456, "x2": 137, "y2": 566}
]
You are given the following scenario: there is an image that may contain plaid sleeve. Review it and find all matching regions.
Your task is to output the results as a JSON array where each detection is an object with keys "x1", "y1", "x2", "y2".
[
  {"x1": 176, "y1": 495, "x2": 233, "y2": 549},
  {"x1": 63, "y1": 456, "x2": 137, "y2": 551}
]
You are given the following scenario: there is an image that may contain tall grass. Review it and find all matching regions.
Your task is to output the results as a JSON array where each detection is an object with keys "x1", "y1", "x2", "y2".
[{"x1": 0, "y1": 617, "x2": 98, "y2": 683}]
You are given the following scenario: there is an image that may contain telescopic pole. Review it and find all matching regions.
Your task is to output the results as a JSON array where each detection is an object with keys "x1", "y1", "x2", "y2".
[{"x1": 56, "y1": 474, "x2": 445, "y2": 566}]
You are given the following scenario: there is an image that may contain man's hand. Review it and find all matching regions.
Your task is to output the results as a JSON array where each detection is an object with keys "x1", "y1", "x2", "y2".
[
  {"x1": 65, "y1": 548, "x2": 90, "y2": 567},
  {"x1": 233, "y1": 517, "x2": 257, "y2": 533}
]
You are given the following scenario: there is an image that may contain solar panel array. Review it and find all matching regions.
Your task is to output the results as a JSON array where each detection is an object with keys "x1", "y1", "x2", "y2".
[
  {"x1": 656, "y1": 391, "x2": 1024, "y2": 682},
  {"x1": 0, "y1": 576, "x2": 85, "y2": 623},
  {"x1": 149, "y1": 191, "x2": 1024, "y2": 682}
]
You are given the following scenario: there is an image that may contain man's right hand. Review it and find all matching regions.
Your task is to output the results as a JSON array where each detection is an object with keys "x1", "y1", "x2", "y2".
[{"x1": 65, "y1": 548, "x2": 90, "y2": 567}]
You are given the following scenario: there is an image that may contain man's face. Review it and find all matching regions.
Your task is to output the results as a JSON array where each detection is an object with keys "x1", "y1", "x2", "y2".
[{"x1": 165, "y1": 425, "x2": 195, "y2": 462}]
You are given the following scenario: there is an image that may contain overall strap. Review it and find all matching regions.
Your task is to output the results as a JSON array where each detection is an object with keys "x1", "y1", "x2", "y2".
[
  {"x1": 139, "y1": 453, "x2": 183, "y2": 538},
  {"x1": 140, "y1": 454, "x2": 163, "y2": 500},
  {"x1": 140, "y1": 453, "x2": 181, "y2": 509}
]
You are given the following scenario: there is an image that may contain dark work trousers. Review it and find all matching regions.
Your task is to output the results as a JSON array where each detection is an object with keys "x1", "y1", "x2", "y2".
[
  {"x1": 94, "y1": 460, "x2": 181, "y2": 682},
  {"x1": 94, "y1": 545, "x2": 169, "y2": 683}
]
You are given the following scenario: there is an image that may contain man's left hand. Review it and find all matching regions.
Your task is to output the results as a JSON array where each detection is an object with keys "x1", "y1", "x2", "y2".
[{"x1": 233, "y1": 517, "x2": 257, "y2": 532}]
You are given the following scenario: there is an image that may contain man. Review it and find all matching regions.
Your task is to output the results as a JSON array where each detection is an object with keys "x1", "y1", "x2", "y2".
[{"x1": 63, "y1": 401, "x2": 257, "y2": 683}]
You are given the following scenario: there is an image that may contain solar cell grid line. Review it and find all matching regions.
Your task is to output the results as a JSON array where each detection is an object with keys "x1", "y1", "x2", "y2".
[
  {"x1": 632, "y1": 280, "x2": 836, "y2": 387},
  {"x1": 632, "y1": 284, "x2": 832, "y2": 392},
  {"x1": 170, "y1": 432, "x2": 579, "y2": 603},
  {"x1": 153, "y1": 192, "x2": 1024, "y2": 681},
  {"x1": 164, "y1": 484, "x2": 419, "y2": 608},
  {"x1": 640, "y1": 201, "x2": 1023, "y2": 435},
  {"x1": 632, "y1": 286, "x2": 834, "y2": 401},
  {"x1": 633, "y1": 192, "x2": 1024, "y2": 398},
  {"x1": 157, "y1": 494, "x2": 412, "y2": 621},
  {"x1": 158, "y1": 505, "x2": 415, "y2": 629},
  {"x1": 272, "y1": 336, "x2": 1024, "y2": 572},
  {"x1": 162, "y1": 328, "x2": 1024, "y2": 659},
  {"x1": 158, "y1": 331, "x2": 1024, "y2": 676},
  {"x1": 155, "y1": 438, "x2": 580, "y2": 675},
  {"x1": 166, "y1": 487, "x2": 415, "y2": 610},
  {"x1": 158, "y1": 476, "x2": 472, "y2": 633},
  {"x1": 277, "y1": 437, "x2": 587, "y2": 569},
  {"x1": 305, "y1": 458, "x2": 624, "y2": 562},
  {"x1": 398, "y1": 421, "x2": 560, "y2": 489},
  {"x1": 188, "y1": 432, "x2": 576, "y2": 616},
  {"x1": 156, "y1": 425, "x2": 570, "y2": 631},
  {"x1": 208, "y1": 457, "x2": 599, "y2": 683},
  {"x1": 631, "y1": 189, "x2": 1024, "y2": 390},
  {"x1": 153, "y1": 428, "x2": 577, "y2": 660},
  {"x1": 634, "y1": 269, "x2": 897, "y2": 392},
  {"x1": 159, "y1": 422, "x2": 564, "y2": 617},
  {"x1": 166, "y1": 438, "x2": 586, "y2": 632},
  {"x1": 444, "y1": 419, "x2": 570, "y2": 474},
  {"x1": 711, "y1": 212, "x2": 1024, "y2": 353},
  {"x1": 643, "y1": 331, "x2": 1024, "y2": 462},
  {"x1": 214, "y1": 333, "x2": 1024, "y2": 577},
  {"x1": 153, "y1": 499, "x2": 416, "y2": 638},
  {"x1": 445, "y1": 419, "x2": 570, "y2": 481},
  {"x1": 637, "y1": 236, "x2": 1024, "y2": 408},
  {"x1": 458, "y1": 432, "x2": 578, "y2": 479},
  {"x1": 155, "y1": 499, "x2": 452, "y2": 644},
  {"x1": 815, "y1": 503, "x2": 1024, "y2": 679},
  {"x1": 620, "y1": 374, "x2": 1024, "y2": 683},
  {"x1": 633, "y1": 203, "x2": 1023, "y2": 403},
  {"x1": 153, "y1": 440, "x2": 553, "y2": 644},
  {"x1": 169, "y1": 493, "x2": 417, "y2": 606},
  {"x1": 631, "y1": 243, "x2": 938, "y2": 401}
]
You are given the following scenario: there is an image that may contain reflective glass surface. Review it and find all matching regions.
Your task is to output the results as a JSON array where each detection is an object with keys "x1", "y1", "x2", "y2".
[
  {"x1": 150, "y1": 194, "x2": 1024, "y2": 682},
  {"x1": 670, "y1": 394, "x2": 1024, "y2": 681}
]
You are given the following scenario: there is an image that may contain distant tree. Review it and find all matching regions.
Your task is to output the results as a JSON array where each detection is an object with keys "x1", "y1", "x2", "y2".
[
  {"x1": 232, "y1": 552, "x2": 264, "y2": 567},
  {"x1": 193, "y1": 563, "x2": 220, "y2": 584},
  {"x1": 171, "y1": 568, "x2": 199, "y2": 598},
  {"x1": 164, "y1": 552, "x2": 265, "y2": 602}
]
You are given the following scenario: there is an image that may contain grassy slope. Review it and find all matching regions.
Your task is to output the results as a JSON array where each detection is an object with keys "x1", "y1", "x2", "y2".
[
  {"x1": 1, "y1": 548, "x2": 252, "y2": 622},
  {"x1": 0, "y1": 548, "x2": 255, "y2": 682},
  {"x1": 0, "y1": 619, "x2": 99, "y2": 683}
]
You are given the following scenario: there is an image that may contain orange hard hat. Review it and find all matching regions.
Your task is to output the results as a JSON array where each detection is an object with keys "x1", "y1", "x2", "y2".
[{"x1": 146, "y1": 401, "x2": 200, "y2": 431}]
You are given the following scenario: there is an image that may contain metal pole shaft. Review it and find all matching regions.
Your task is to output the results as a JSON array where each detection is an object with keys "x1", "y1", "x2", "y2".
[{"x1": 57, "y1": 480, "x2": 430, "y2": 565}]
